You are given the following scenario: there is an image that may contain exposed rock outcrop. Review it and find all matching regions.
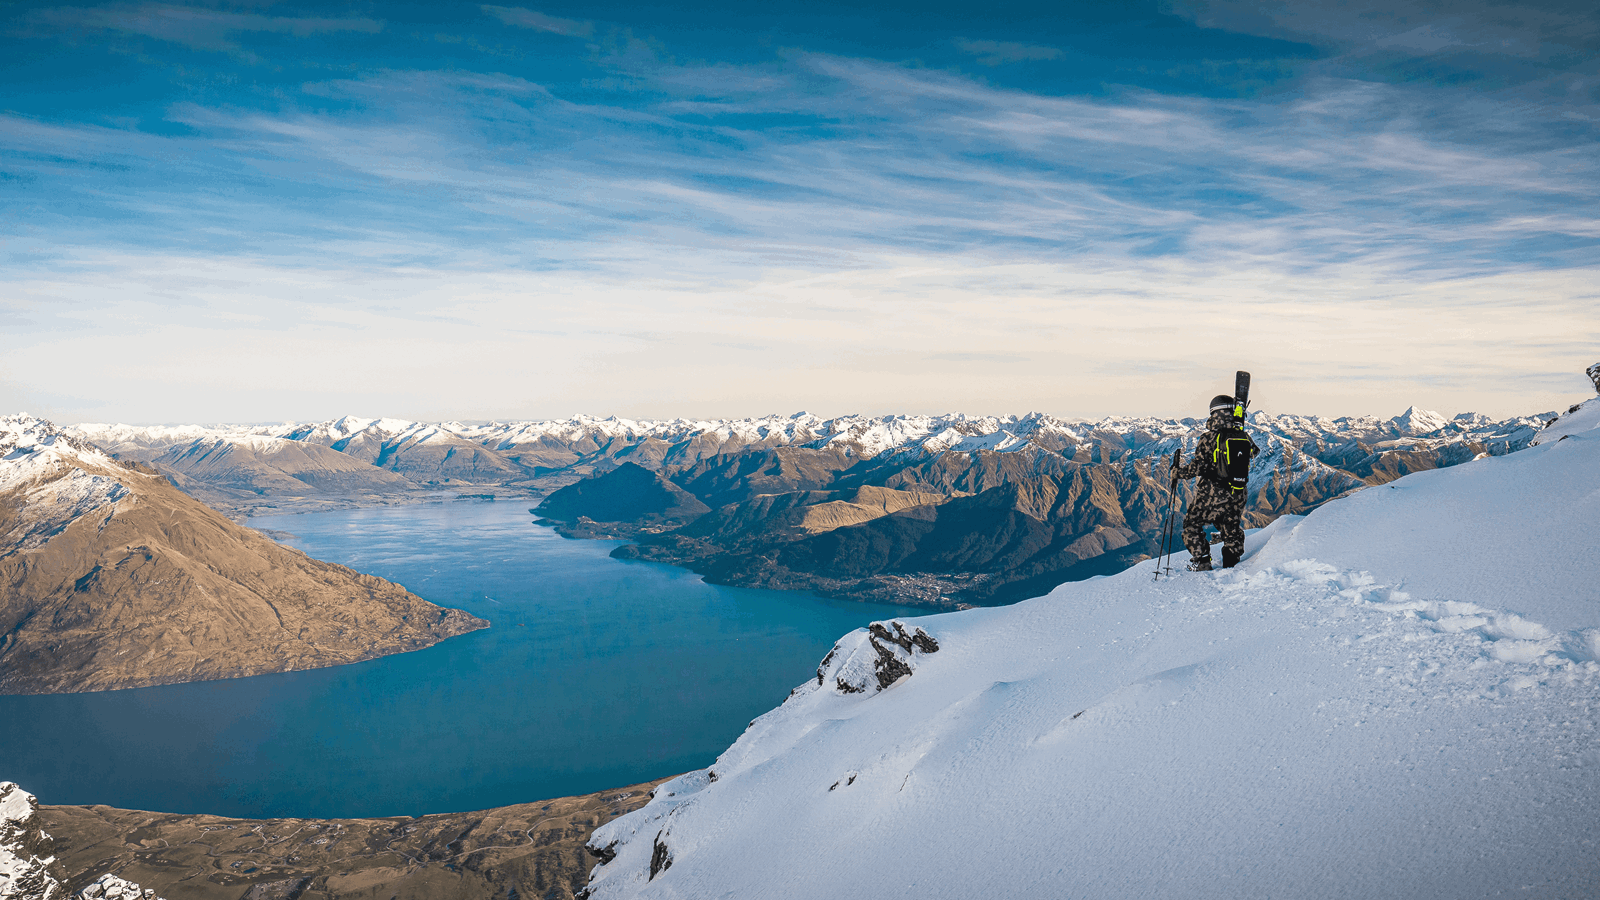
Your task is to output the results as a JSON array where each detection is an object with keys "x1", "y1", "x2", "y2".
[
  {"x1": 648, "y1": 831, "x2": 672, "y2": 879},
  {"x1": 76, "y1": 874, "x2": 164, "y2": 900},
  {"x1": 821, "y1": 620, "x2": 940, "y2": 695},
  {"x1": 1, "y1": 781, "x2": 64, "y2": 900}
]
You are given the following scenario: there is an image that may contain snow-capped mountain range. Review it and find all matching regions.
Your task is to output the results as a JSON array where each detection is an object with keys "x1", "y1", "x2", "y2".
[
  {"x1": 73, "y1": 406, "x2": 1551, "y2": 466},
  {"x1": 67, "y1": 407, "x2": 1553, "y2": 517},
  {"x1": 58, "y1": 406, "x2": 1561, "y2": 608},
  {"x1": 579, "y1": 395, "x2": 1600, "y2": 899}
]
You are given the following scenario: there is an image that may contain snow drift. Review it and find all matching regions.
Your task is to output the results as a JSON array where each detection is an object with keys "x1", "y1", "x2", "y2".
[{"x1": 583, "y1": 397, "x2": 1600, "y2": 899}]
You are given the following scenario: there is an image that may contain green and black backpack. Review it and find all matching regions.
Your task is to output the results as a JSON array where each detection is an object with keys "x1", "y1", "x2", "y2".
[{"x1": 1211, "y1": 426, "x2": 1257, "y2": 492}]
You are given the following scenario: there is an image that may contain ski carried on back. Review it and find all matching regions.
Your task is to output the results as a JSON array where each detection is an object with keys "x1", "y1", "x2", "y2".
[
  {"x1": 1213, "y1": 371, "x2": 1255, "y2": 492},
  {"x1": 1154, "y1": 370, "x2": 1253, "y2": 580}
]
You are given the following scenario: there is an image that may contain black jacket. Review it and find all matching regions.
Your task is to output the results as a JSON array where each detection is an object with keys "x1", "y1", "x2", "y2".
[{"x1": 1175, "y1": 411, "x2": 1259, "y2": 485}]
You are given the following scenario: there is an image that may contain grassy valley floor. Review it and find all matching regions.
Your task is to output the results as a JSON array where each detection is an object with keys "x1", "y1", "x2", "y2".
[{"x1": 39, "y1": 777, "x2": 671, "y2": 900}]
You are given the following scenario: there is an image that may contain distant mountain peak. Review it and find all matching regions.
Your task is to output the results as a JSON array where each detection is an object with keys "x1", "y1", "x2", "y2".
[
  {"x1": 1, "y1": 413, "x2": 130, "y2": 499},
  {"x1": 1392, "y1": 405, "x2": 1449, "y2": 434}
]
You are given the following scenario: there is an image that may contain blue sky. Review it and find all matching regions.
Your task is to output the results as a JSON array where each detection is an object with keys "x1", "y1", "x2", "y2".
[{"x1": 2, "y1": 0, "x2": 1597, "y2": 423}]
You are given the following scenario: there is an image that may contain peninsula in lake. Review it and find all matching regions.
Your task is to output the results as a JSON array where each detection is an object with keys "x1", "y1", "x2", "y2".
[{"x1": 0, "y1": 415, "x2": 486, "y2": 696}]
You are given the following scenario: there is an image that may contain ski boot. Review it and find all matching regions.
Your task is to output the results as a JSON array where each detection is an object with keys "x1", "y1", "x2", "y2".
[
  {"x1": 1221, "y1": 548, "x2": 1241, "y2": 568},
  {"x1": 1186, "y1": 556, "x2": 1213, "y2": 572}
]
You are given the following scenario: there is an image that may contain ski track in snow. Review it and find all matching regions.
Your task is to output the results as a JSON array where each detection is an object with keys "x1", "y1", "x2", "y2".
[
  {"x1": 593, "y1": 561, "x2": 1600, "y2": 899},
  {"x1": 584, "y1": 407, "x2": 1600, "y2": 900}
]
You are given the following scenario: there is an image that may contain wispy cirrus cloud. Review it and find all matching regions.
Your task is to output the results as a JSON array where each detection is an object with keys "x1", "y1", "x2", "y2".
[
  {"x1": 5, "y1": 48, "x2": 1595, "y2": 281},
  {"x1": 30, "y1": 3, "x2": 382, "y2": 54},
  {"x1": 481, "y1": 5, "x2": 593, "y2": 38},
  {"x1": 955, "y1": 39, "x2": 1063, "y2": 66},
  {"x1": 2, "y1": 1, "x2": 1597, "y2": 422},
  {"x1": 1171, "y1": 0, "x2": 1600, "y2": 60}
]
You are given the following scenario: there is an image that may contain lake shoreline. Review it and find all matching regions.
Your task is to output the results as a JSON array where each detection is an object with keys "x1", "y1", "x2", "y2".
[{"x1": 4, "y1": 502, "x2": 925, "y2": 822}]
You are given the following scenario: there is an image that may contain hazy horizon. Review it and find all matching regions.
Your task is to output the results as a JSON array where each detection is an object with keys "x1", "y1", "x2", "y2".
[{"x1": 42, "y1": 399, "x2": 1561, "y2": 430}]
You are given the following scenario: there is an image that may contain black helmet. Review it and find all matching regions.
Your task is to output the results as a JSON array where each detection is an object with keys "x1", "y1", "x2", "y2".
[{"x1": 1209, "y1": 394, "x2": 1236, "y2": 414}]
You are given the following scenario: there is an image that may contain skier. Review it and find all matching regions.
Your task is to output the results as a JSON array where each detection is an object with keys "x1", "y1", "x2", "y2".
[{"x1": 1174, "y1": 393, "x2": 1259, "y2": 571}]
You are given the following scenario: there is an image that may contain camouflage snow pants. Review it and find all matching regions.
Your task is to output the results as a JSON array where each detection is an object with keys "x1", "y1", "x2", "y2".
[{"x1": 1183, "y1": 478, "x2": 1247, "y2": 566}]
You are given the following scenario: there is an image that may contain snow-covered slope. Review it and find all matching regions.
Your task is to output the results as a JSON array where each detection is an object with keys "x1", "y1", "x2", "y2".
[
  {"x1": 1531, "y1": 395, "x2": 1600, "y2": 447},
  {"x1": 1, "y1": 415, "x2": 140, "y2": 551},
  {"x1": 582, "y1": 400, "x2": 1600, "y2": 898},
  {"x1": 72, "y1": 875, "x2": 163, "y2": 900}
]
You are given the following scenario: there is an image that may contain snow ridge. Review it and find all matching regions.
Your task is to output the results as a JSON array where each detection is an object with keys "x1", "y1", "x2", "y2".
[
  {"x1": 1, "y1": 415, "x2": 134, "y2": 551},
  {"x1": 1531, "y1": 395, "x2": 1600, "y2": 445},
  {"x1": 582, "y1": 422, "x2": 1600, "y2": 899},
  {"x1": 1, "y1": 415, "x2": 123, "y2": 492}
]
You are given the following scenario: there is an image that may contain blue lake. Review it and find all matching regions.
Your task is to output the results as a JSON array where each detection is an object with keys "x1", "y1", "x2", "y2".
[{"x1": 2, "y1": 501, "x2": 921, "y2": 819}]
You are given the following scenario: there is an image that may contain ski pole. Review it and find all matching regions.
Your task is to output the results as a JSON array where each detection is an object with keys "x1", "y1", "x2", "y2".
[
  {"x1": 1154, "y1": 447, "x2": 1181, "y2": 580},
  {"x1": 1153, "y1": 454, "x2": 1171, "y2": 580},
  {"x1": 1162, "y1": 450, "x2": 1177, "y2": 577},
  {"x1": 1171, "y1": 445, "x2": 1184, "y2": 573}
]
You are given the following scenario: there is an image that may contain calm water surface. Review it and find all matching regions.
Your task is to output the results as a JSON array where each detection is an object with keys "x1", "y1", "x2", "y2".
[{"x1": 3, "y1": 501, "x2": 920, "y2": 818}]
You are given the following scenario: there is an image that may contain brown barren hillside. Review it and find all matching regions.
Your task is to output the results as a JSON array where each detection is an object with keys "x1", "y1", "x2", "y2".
[
  {"x1": 36, "y1": 776, "x2": 671, "y2": 900},
  {"x1": 0, "y1": 415, "x2": 487, "y2": 695}
]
